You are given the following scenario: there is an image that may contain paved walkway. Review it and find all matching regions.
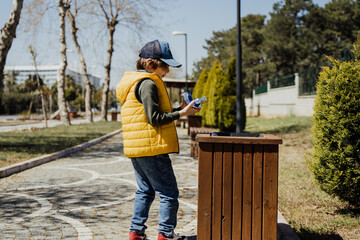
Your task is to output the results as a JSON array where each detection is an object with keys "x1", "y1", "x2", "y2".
[
  {"x1": 0, "y1": 116, "x2": 104, "y2": 132},
  {"x1": 0, "y1": 123, "x2": 299, "y2": 240},
  {"x1": 0, "y1": 128, "x2": 197, "y2": 239}
]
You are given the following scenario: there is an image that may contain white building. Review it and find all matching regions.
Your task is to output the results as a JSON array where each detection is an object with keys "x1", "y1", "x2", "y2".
[{"x1": 4, "y1": 65, "x2": 101, "y2": 89}]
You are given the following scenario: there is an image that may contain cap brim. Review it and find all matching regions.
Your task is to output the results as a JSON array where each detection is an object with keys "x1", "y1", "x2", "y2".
[{"x1": 160, "y1": 58, "x2": 182, "y2": 68}]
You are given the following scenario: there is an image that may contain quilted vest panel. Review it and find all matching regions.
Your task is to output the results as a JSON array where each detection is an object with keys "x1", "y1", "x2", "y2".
[{"x1": 117, "y1": 72, "x2": 179, "y2": 158}]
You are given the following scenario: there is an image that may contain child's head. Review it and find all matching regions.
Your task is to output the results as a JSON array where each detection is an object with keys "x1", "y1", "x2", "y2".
[{"x1": 137, "y1": 40, "x2": 181, "y2": 77}]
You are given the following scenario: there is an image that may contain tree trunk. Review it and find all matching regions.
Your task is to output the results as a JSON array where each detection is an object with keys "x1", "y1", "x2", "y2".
[
  {"x1": 27, "y1": 97, "x2": 33, "y2": 119},
  {"x1": 256, "y1": 71, "x2": 260, "y2": 87},
  {"x1": 100, "y1": 26, "x2": 115, "y2": 121},
  {"x1": 49, "y1": 94, "x2": 53, "y2": 115},
  {"x1": 40, "y1": 90, "x2": 48, "y2": 127},
  {"x1": 68, "y1": 12, "x2": 93, "y2": 123},
  {"x1": 58, "y1": 0, "x2": 70, "y2": 126},
  {"x1": 0, "y1": 0, "x2": 24, "y2": 108},
  {"x1": 29, "y1": 46, "x2": 48, "y2": 128}
]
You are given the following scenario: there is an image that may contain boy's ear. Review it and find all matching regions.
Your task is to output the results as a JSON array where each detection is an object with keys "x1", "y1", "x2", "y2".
[{"x1": 145, "y1": 58, "x2": 154, "y2": 71}]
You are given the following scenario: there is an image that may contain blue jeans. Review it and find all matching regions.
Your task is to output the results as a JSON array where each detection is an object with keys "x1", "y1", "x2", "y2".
[{"x1": 130, "y1": 154, "x2": 179, "y2": 236}]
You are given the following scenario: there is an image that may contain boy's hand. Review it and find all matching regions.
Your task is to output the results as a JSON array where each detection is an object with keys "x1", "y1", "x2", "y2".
[
  {"x1": 180, "y1": 99, "x2": 187, "y2": 110},
  {"x1": 179, "y1": 100, "x2": 200, "y2": 117}
]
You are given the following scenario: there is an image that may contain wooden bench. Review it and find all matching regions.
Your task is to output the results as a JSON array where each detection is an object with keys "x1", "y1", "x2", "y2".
[
  {"x1": 175, "y1": 117, "x2": 187, "y2": 128},
  {"x1": 187, "y1": 115, "x2": 202, "y2": 135},
  {"x1": 190, "y1": 127, "x2": 218, "y2": 158}
]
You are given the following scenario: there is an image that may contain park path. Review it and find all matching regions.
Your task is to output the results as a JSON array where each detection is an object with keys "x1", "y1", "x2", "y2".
[
  {"x1": 0, "y1": 127, "x2": 197, "y2": 239},
  {"x1": 0, "y1": 116, "x2": 104, "y2": 132}
]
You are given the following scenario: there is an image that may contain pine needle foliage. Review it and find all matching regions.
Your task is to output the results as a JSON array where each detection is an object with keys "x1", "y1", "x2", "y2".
[
  {"x1": 192, "y1": 68, "x2": 208, "y2": 99},
  {"x1": 202, "y1": 60, "x2": 224, "y2": 127},
  {"x1": 309, "y1": 40, "x2": 360, "y2": 207},
  {"x1": 192, "y1": 57, "x2": 246, "y2": 131}
]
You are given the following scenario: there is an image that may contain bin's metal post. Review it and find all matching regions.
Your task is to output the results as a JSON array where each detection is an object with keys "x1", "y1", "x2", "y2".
[{"x1": 236, "y1": 0, "x2": 243, "y2": 133}]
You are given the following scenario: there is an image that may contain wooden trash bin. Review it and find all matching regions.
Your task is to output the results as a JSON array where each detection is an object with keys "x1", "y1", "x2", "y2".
[
  {"x1": 187, "y1": 115, "x2": 202, "y2": 135},
  {"x1": 196, "y1": 133, "x2": 282, "y2": 240},
  {"x1": 111, "y1": 112, "x2": 118, "y2": 121},
  {"x1": 190, "y1": 127, "x2": 218, "y2": 158}
]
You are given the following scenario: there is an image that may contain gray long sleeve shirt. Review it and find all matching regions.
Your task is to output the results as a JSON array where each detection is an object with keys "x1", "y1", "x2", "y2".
[{"x1": 135, "y1": 78, "x2": 180, "y2": 126}]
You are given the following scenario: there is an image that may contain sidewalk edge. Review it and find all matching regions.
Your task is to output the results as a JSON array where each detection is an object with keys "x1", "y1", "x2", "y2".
[
  {"x1": 0, "y1": 129, "x2": 122, "y2": 178},
  {"x1": 278, "y1": 210, "x2": 300, "y2": 240}
]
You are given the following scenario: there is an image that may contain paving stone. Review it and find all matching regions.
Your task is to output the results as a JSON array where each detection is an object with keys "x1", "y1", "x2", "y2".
[{"x1": 0, "y1": 128, "x2": 197, "y2": 239}]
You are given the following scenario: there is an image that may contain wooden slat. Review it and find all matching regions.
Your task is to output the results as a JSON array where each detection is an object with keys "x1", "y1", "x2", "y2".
[
  {"x1": 196, "y1": 134, "x2": 283, "y2": 145},
  {"x1": 197, "y1": 136, "x2": 280, "y2": 240},
  {"x1": 222, "y1": 143, "x2": 233, "y2": 239},
  {"x1": 263, "y1": 145, "x2": 279, "y2": 240},
  {"x1": 197, "y1": 142, "x2": 213, "y2": 240},
  {"x1": 252, "y1": 145, "x2": 263, "y2": 240},
  {"x1": 242, "y1": 145, "x2": 253, "y2": 240},
  {"x1": 232, "y1": 144, "x2": 243, "y2": 240},
  {"x1": 212, "y1": 143, "x2": 223, "y2": 240}
]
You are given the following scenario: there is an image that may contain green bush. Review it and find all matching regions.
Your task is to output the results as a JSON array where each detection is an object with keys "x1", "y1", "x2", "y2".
[
  {"x1": 1, "y1": 92, "x2": 34, "y2": 114},
  {"x1": 218, "y1": 57, "x2": 246, "y2": 131},
  {"x1": 218, "y1": 96, "x2": 236, "y2": 131},
  {"x1": 309, "y1": 42, "x2": 360, "y2": 206},
  {"x1": 192, "y1": 68, "x2": 208, "y2": 99},
  {"x1": 201, "y1": 60, "x2": 224, "y2": 127},
  {"x1": 192, "y1": 58, "x2": 246, "y2": 131}
]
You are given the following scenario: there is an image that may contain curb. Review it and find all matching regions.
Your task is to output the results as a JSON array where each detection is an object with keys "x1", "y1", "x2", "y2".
[
  {"x1": 278, "y1": 210, "x2": 300, "y2": 240},
  {"x1": 0, "y1": 129, "x2": 122, "y2": 178}
]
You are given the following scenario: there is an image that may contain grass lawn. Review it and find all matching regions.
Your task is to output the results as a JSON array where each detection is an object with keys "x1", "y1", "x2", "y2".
[
  {"x1": 246, "y1": 116, "x2": 359, "y2": 240},
  {"x1": 0, "y1": 121, "x2": 122, "y2": 169}
]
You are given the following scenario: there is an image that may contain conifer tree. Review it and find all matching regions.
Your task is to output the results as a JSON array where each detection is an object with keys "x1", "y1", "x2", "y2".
[
  {"x1": 309, "y1": 39, "x2": 360, "y2": 206},
  {"x1": 218, "y1": 57, "x2": 237, "y2": 131},
  {"x1": 202, "y1": 61, "x2": 224, "y2": 127},
  {"x1": 192, "y1": 68, "x2": 208, "y2": 99}
]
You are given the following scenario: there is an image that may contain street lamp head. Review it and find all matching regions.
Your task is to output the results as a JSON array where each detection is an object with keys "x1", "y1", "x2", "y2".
[
  {"x1": 172, "y1": 31, "x2": 186, "y2": 36},
  {"x1": 172, "y1": 30, "x2": 188, "y2": 91}
]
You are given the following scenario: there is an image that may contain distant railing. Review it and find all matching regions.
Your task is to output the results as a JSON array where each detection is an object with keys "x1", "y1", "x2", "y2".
[
  {"x1": 255, "y1": 84, "x2": 268, "y2": 94},
  {"x1": 270, "y1": 74, "x2": 295, "y2": 89},
  {"x1": 299, "y1": 67, "x2": 321, "y2": 96},
  {"x1": 251, "y1": 67, "x2": 321, "y2": 96}
]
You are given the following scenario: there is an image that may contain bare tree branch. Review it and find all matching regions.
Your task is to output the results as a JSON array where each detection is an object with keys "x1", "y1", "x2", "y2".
[
  {"x1": 67, "y1": 0, "x2": 94, "y2": 123},
  {"x1": 29, "y1": 45, "x2": 48, "y2": 128},
  {"x1": 97, "y1": 0, "x2": 110, "y2": 23},
  {"x1": 0, "y1": 0, "x2": 24, "y2": 96}
]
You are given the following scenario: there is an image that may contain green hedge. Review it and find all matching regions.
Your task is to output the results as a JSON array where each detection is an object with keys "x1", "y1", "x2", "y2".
[{"x1": 309, "y1": 43, "x2": 360, "y2": 206}]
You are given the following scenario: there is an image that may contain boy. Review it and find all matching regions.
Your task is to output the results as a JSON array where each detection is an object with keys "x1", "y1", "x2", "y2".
[{"x1": 116, "y1": 39, "x2": 199, "y2": 240}]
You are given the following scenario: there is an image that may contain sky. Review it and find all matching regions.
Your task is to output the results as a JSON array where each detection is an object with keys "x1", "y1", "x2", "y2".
[{"x1": 0, "y1": 0, "x2": 329, "y2": 89}]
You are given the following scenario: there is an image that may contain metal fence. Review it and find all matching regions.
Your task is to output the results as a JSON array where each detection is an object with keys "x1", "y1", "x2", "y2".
[
  {"x1": 255, "y1": 84, "x2": 268, "y2": 94},
  {"x1": 298, "y1": 67, "x2": 321, "y2": 96},
  {"x1": 270, "y1": 74, "x2": 295, "y2": 89},
  {"x1": 252, "y1": 67, "x2": 321, "y2": 96}
]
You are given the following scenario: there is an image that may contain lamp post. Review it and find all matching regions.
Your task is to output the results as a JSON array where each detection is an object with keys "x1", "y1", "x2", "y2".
[
  {"x1": 236, "y1": 0, "x2": 243, "y2": 133},
  {"x1": 172, "y1": 31, "x2": 188, "y2": 92}
]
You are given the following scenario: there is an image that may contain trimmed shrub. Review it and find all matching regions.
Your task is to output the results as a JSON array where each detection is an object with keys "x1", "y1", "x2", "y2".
[{"x1": 309, "y1": 42, "x2": 360, "y2": 206}]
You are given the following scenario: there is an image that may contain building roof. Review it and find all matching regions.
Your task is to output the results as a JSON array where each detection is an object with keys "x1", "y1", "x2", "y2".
[
  {"x1": 162, "y1": 77, "x2": 196, "y2": 88},
  {"x1": 4, "y1": 65, "x2": 60, "y2": 71}
]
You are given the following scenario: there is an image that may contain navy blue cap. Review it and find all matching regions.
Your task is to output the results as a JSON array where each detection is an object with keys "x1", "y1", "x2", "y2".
[{"x1": 139, "y1": 40, "x2": 182, "y2": 68}]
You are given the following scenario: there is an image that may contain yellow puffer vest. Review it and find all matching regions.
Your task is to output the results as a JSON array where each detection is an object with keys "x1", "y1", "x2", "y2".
[{"x1": 116, "y1": 71, "x2": 179, "y2": 158}]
